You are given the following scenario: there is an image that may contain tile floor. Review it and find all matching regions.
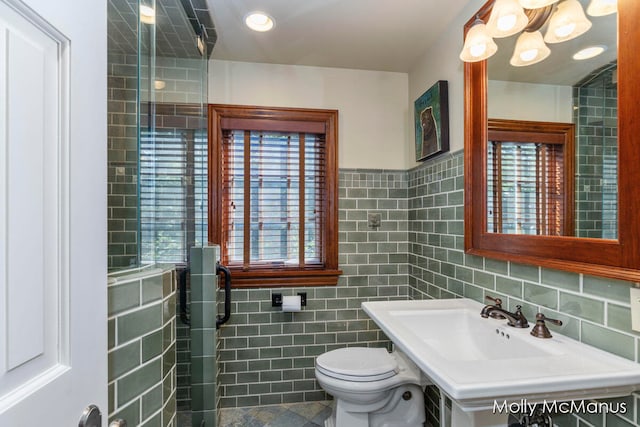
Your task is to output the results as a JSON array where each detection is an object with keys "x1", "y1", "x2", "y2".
[
  {"x1": 177, "y1": 401, "x2": 334, "y2": 427},
  {"x1": 220, "y1": 401, "x2": 333, "y2": 427}
]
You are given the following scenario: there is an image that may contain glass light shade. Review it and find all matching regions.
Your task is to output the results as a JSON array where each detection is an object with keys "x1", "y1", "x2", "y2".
[
  {"x1": 459, "y1": 20, "x2": 498, "y2": 62},
  {"x1": 517, "y1": 0, "x2": 558, "y2": 8},
  {"x1": 487, "y1": 0, "x2": 529, "y2": 38},
  {"x1": 544, "y1": 0, "x2": 592, "y2": 43},
  {"x1": 510, "y1": 31, "x2": 551, "y2": 66},
  {"x1": 586, "y1": 0, "x2": 617, "y2": 16}
]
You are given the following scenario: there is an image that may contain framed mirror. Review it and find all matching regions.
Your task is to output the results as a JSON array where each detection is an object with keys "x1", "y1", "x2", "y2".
[{"x1": 464, "y1": 0, "x2": 640, "y2": 281}]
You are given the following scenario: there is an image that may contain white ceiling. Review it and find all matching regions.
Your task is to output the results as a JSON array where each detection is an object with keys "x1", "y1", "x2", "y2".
[
  {"x1": 206, "y1": 0, "x2": 473, "y2": 73},
  {"x1": 207, "y1": 0, "x2": 617, "y2": 85}
]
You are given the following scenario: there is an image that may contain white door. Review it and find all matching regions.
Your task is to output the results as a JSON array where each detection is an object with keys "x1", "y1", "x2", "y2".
[{"x1": 0, "y1": 0, "x2": 107, "y2": 425}]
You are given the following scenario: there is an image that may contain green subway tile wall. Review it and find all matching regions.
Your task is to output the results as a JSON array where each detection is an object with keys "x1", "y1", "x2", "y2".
[
  {"x1": 107, "y1": 51, "x2": 139, "y2": 269},
  {"x1": 108, "y1": 266, "x2": 177, "y2": 426},
  {"x1": 190, "y1": 245, "x2": 220, "y2": 427},
  {"x1": 176, "y1": 278, "x2": 192, "y2": 411},
  {"x1": 205, "y1": 156, "x2": 640, "y2": 427},
  {"x1": 407, "y1": 150, "x2": 639, "y2": 427},
  {"x1": 573, "y1": 64, "x2": 618, "y2": 240},
  {"x1": 107, "y1": 51, "x2": 206, "y2": 270},
  {"x1": 214, "y1": 170, "x2": 409, "y2": 408}
]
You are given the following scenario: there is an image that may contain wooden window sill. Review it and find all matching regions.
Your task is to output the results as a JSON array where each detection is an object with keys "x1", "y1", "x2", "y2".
[{"x1": 220, "y1": 268, "x2": 342, "y2": 288}]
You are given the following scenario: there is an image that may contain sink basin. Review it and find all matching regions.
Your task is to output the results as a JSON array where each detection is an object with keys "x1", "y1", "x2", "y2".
[
  {"x1": 362, "y1": 298, "x2": 640, "y2": 411},
  {"x1": 391, "y1": 308, "x2": 562, "y2": 362}
]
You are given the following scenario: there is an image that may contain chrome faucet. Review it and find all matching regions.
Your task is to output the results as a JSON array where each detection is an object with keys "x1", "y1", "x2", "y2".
[{"x1": 481, "y1": 296, "x2": 529, "y2": 328}]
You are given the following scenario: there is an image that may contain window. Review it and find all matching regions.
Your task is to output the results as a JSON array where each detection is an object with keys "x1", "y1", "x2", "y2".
[
  {"x1": 486, "y1": 119, "x2": 575, "y2": 236},
  {"x1": 209, "y1": 105, "x2": 341, "y2": 287}
]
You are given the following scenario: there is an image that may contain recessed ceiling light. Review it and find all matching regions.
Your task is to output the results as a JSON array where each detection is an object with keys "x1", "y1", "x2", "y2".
[
  {"x1": 245, "y1": 12, "x2": 275, "y2": 32},
  {"x1": 573, "y1": 45, "x2": 607, "y2": 60},
  {"x1": 587, "y1": 0, "x2": 617, "y2": 17},
  {"x1": 140, "y1": 4, "x2": 155, "y2": 24}
]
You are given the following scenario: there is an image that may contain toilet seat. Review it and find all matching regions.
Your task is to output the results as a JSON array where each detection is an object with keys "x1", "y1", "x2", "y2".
[{"x1": 315, "y1": 347, "x2": 398, "y2": 382}]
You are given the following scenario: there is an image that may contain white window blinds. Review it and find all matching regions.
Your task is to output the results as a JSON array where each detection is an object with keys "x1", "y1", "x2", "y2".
[{"x1": 221, "y1": 129, "x2": 326, "y2": 269}]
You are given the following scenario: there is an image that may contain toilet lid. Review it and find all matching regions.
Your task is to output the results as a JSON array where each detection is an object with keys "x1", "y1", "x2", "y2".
[{"x1": 316, "y1": 347, "x2": 398, "y2": 382}]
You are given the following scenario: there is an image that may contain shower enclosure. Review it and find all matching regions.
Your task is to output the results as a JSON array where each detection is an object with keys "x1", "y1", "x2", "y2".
[
  {"x1": 107, "y1": 0, "x2": 210, "y2": 269},
  {"x1": 107, "y1": 0, "x2": 215, "y2": 425}
]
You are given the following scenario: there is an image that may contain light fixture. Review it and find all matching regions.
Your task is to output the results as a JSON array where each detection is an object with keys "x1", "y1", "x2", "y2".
[
  {"x1": 154, "y1": 80, "x2": 166, "y2": 90},
  {"x1": 140, "y1": 4, "x2": 155, "y2": 25},
  {"x1": 544, "y1": 0, "x2": 592, "y2": 43},
  {"x1": 517, "y1": 0, "x2": 558, "y2": 8},
  {"x1": 244, "y1": 12, "x2": 275, "y2": 32},
  {"x1": 573, "y1": 45, "x2": 607, "y2": 60},
  {"x1": 459, "y1": 18, "x2": 498, "y2": 62},
  {"x1": 487, "y1": 0, "x2": 529, "y2": 38},
  {"x1": 510, "y1": 30, "x2": 551, "y2": 66},
  {"x1": 460, "y1": 0, "x2": 594, "y2": 67},
  {"x1": 586, "y1": 0, "x2": 617, "y2": 17}
]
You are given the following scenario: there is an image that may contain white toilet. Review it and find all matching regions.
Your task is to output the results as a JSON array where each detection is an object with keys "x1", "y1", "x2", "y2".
[{"x1": 315, "y1": 347, "x2": 426, "y2": 427}]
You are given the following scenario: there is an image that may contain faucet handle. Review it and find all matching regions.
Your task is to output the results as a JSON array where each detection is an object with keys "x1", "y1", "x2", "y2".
[
  {"x1": 485, "y1": 295, "x2": 502, "y2": 307},
  {"x1": 536, "y1": 313, "x2": 562, "y2": 325},
  {"x1": 530, "y1": 312, "x2": 563, "y2": 338}
]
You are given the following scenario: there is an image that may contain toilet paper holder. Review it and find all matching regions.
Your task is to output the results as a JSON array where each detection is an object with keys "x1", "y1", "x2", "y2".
[{"x1": 272, "y1": 292, "x2": 307, "y2": 307}]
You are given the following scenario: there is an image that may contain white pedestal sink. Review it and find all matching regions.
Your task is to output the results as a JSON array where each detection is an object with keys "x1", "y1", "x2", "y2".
[{"x1": 362, "y1": 298, "x2": 640, "y2": 427}]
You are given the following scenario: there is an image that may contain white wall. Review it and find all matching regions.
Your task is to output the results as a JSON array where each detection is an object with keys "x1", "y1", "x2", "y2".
[
  {"x1": 407, "y1": 0, "x2": 576, "y2": 169},
  {"x1": 209, "y1": 60, "x2": 409, "y2": 170},
  {"x1": 488, "y1": 80, "x2": 573, "y2": 123},
  {"x1": 408, "y1": 0, "x2": 487, "y2": 168}
]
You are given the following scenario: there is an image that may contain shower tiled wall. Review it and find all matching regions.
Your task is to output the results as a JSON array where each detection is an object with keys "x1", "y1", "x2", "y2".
[
  {"x1": 408, "y1": 150, "x2": 640, "y2": 427},
  {"x1": 147, "y1": 57, "x2": 206, "y2": 104},
  {"x1": 108, "y1": 52, "x2": 139, "y2": 269},
  {"x1": 107, "y1": 53, "x2": 206, "y2": 270},
  {"x1": 574, "y1": 65, "x2": 618, "y2": 239},
  {"x1": 107, "y1": 266, "x2": 177, "y2": 426},
  {"x1": 214, "y1": 169, "x2": 410, "y2": 408}
]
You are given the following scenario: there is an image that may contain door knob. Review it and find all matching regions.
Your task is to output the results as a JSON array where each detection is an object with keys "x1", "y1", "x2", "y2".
[{"x1": 78, "y1": 405, "x2": 101, "y2": 427}]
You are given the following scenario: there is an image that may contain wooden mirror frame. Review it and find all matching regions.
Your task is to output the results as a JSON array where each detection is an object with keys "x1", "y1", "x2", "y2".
[{"x1": 464, "y1": 0, "x2": 640, "y2": 282}]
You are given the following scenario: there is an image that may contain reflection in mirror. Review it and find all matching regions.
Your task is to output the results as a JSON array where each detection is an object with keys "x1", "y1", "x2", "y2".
[
  {"x1": 486, "y1": 0, "x2": 617, "y2": 239},
  {"x1": 487, "y1": 119, "x2": 575, "y2": 236},
  {"x1": 464, "y1": 0, "x2": 640, "y2": 281},
  {"x1": 574, "y1": 63, "x2": 617, "y2": 239}
]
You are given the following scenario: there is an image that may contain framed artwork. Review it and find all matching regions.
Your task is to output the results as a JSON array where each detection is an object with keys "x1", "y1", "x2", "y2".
[{"x1": 414, "y1": 80, "x2": 449, "y2": 161}]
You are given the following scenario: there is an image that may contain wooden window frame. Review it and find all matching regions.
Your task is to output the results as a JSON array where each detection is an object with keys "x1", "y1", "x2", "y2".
[{"x1": 208, "y1": 104, "x2": 341, "y2": 288}]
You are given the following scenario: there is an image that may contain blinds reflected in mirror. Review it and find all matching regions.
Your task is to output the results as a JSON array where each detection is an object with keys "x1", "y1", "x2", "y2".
[
  {"x1": 486, "y1": 119, "x2": 575, "y2": 236},
  {"x1": 488, "y1": 141, "x2": 565, "y2": 235}
]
